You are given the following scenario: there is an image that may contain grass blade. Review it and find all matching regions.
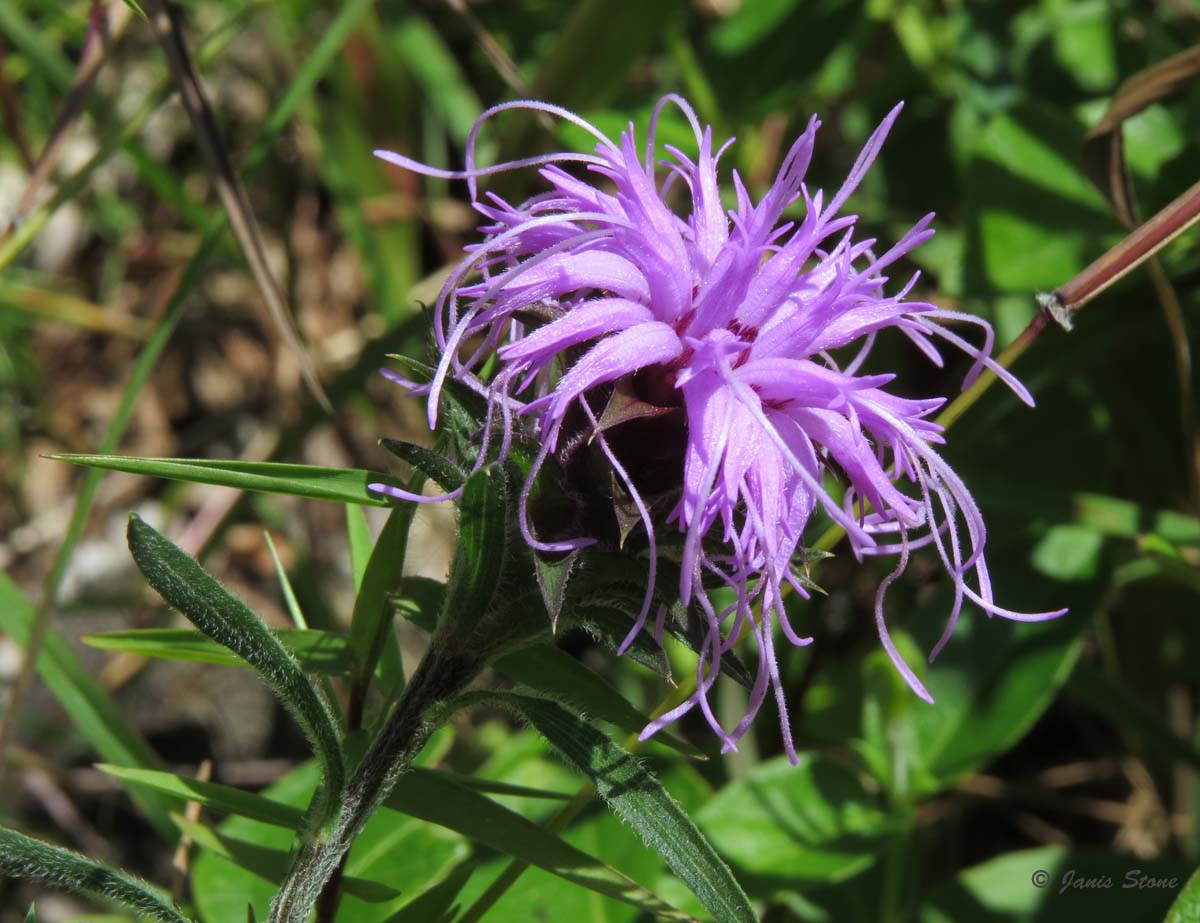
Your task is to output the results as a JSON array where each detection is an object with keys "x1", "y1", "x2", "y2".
[
  {"x1": 98, "y1": 766, "x2": 304, "y2": 829},
  {"x1": 264, "y1": 533, "x2": 307, "y2": 629},
  {"x1": 347, "y1": 500, "x2": 422, "y2": 724},
  {"x1": 145, "y1": 0, "x2": 329, "y2": 410},
  {"x1": 82, "y1": 628, "x2": 352, "y2": 675},
  {"x1": 50, "y1": 455, "x2": 401, "y2": 506},
  {"x1": 345, "y1": 506, "x2": 373, "y2": 593}
]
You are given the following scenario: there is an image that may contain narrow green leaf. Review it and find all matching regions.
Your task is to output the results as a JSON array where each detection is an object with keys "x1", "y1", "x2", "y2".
[
  {"x1": 105, "y1": 761, "x2": 567, "y2": 836},
  {"x1": 495, "y1": 644, "x2": 703, "y2": 758},
  {"x1": 120, "y1": 0, "x2": 149, "y2": 20},
  {"x1": 0, "y1": 5, "x2": 73, "y2": 89},
  {"x1": 97, "y1": 766, "x2": 304, "y2": 829},
  {"x1": 251, "y1": 0, "x2": 376, "y2": 172},
  {"x1": 345, "y1": 506, "x2": 373, "y2": 593},
  {"x1": 0, "y1": 575, "x2": 174, "y2": 839},
  {"x1": 452, "y1": 692, "x2": 757, "y2": 923},
  {"x1": 263, "y1": 533, "x2": 307, "y2": 629},
  {"x1": 125, "y1": 516, "x2": 344, "y2": 830},
  {"x1": 427, "y1": 771, "x2": 570, "y2": 801},
  {"x1": 170, "y1": 816, "x2": 399, "y2": 904},
  {"x1": 386, "y1": 769, "x2": 685, "y2": 917},
  {"x1": 82, "y1": 629, "x2": 352, "y2": 675},
  {"x1": 348, "y1": 501, "x2": 422, "y2": 702},
  {"x1": 0, "y1": 827, "x2": 191, "y2": 923},
  {"x1": 51, "y1": 455, "x2": 401, "y2": 506},
  {"x1": 439, "y1": 466, "x2": 508, "y2": 638}
]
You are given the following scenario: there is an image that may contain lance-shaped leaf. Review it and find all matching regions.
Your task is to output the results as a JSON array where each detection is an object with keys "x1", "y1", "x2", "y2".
[
  {"x1": 0, "y1": 827, "x2": 192, "y2": 923},
  {"x1": 83, "y1": 628, "x2": 353, "y2": 674},
  {"x1": 347, "y1": 498, "x2": 421, "y2": 711},
  {"x1": 345, "y1": 506, "x2": 373, "y2": 592},
  {"x1": 98, "y1": 765, "x2": 305, "y2": 828},
  {"x1": 126, "y1": 516, "x2": 344, "y2": 831},
  {"x1": 385, "y1": 766, "x2": 690, "y2": 919},
  {"x1": 169, "y1": 816, "x2": 400, "y2": 904},
  {"x1": 104, "y1": 763, "x2": 567, "y2": 833},
  {"x1": 439, "y1": 466, "x2": 508, "y2": 640},
  {"x1": 448, "y1": 691, "x2": 757, "y2": 923},
  {"x1": 51, "y1": 455, "x2": 403, "y2": 506}
]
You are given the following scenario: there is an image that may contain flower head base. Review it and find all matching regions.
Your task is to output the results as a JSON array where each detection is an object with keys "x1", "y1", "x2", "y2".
[{"x1": 374, "y1": 97, "x2": 1065, "y2": 762}]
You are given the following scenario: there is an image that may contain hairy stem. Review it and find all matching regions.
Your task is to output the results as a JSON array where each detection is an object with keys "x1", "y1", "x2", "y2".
[{"x1": 268, "y1": 643, "x2": 482, "y2": 923}]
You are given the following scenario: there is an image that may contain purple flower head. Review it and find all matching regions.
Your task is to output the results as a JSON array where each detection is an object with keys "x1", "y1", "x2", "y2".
[{"x1": 374, "y1": 97, "x2": 1065, "y2": 762}]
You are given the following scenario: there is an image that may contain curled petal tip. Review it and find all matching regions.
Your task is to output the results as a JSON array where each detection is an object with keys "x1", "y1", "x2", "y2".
[{"x1": 374, "y1": 148, "x2": 407, "y2": 167}]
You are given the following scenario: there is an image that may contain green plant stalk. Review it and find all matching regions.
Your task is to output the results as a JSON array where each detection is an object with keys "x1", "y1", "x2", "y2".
[
  {"x1": 268, "y1": 639, "x2": 485, "y2": 923},
  {"x1": 305, "y1": 466, "x2": 511, "y2": 923}
]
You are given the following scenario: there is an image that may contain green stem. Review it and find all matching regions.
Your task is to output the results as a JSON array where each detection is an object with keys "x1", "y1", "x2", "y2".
[{"x1": 268, "y1": 642, "x2": 483, "y2": 923}]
